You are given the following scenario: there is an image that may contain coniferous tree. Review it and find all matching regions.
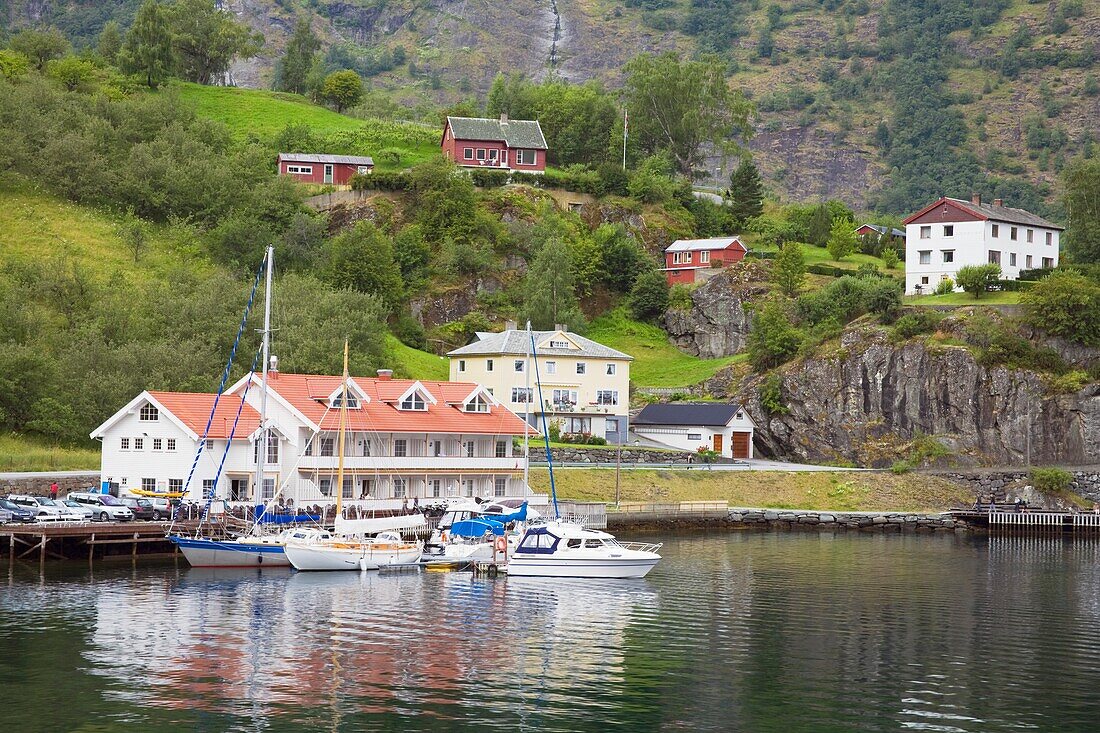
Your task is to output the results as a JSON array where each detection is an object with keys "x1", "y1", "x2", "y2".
[
  {"x1": 807, "y1": 204, "x2": 832, "y2": 247},
  {"x1": 521, "y1": 239, "x2": 586, "y2": 331},
  {"x1": 727, "y1": 157, "x2": 764, "y2": 224},
  {"x1": 97, "y1": 21, "x2": 123, "y2": 64},
  {"x1": 275, "y1": 16, "x2": 320, "y2": 94},
  {"x1": 119, "y1": 0, "x2": 174, "y2": 88}
]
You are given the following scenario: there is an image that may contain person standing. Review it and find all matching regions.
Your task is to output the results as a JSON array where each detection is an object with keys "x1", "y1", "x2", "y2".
[{"x1": 49, "y1": 482, "x2": 59, "y2": 500}]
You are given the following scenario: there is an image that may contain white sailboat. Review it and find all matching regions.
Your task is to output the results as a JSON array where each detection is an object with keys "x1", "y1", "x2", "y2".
[
  {"x1": 284, "y1": 341, "x2": 423, "y2": 571},
  {"x1": 506, "y1": 322, "x2": 662, "y2": 579}
]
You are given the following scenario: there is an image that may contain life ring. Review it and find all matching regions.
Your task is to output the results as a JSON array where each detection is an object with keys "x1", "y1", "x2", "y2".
[{"x1": 494, "y1": 536, "x2": 507, "y2": 554}]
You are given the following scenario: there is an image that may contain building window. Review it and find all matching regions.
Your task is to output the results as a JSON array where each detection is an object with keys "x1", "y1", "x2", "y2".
[
  {"x1": 286, "y1": 165, "x2": 313, "y2": 174},
  {"x1": 942, "y1": 250, "x2": 954, "y2": 263},
  {"x1": 1010, "y1": 227, "x2": 1018, "y2": 241},
  {"x1": 495, "y1": 440, "x2": 508, "y2": 458},
  {"x1": 700, "y1": 250, "x2": 710, "y2": 263},
  {"x1": 1026, "y1": 255, "x2": 1033, "y2": 268},
  {"x1": 988, "y1": 250, "x2": 1001, "y2": 265},
  {"x1": 1009, "y1": 253, "x2": 1017, "y2": 267},
  {"x1": 342, "y1": 478, "x2": 353, "y2": 499},
  {"x1": 921, "y1": 276, "x2": 930, "y2": 285},
  {"x1": 992, "y1": 224, "x2": 999, "y2": 238},
  {"x1": 357, "y1": 166, "x2": 370, "y2": 174},
  {"x1": 134, "y1": 438, "x2": 144, "y2": 451},
  {"x1": 687, "y1": 433, "x2": 702, "y2": 441},
  {"x1": 152, "y1": 438, "x2": 163, "y2": 452},
  {"x1": 516, "y1": 149, "x2": 536, "y2": 165},
  {"x1": 488, "y1": 149, "x2": 499, "y2": 161},
  {"x1": 576, "y1": 363, "x2": 586, "y2": 375},
  {"x1": 511, "y1": 387, "x2": 533, "y2": 403},
  {"x1": 606, "y1": 363, "x2": 616, "y2": 376},
  {"x1": 1043, "y1": 257, "x2": 1054, "y2": 268},
  {"x1": 463, "y1": 479, "x2": 475, "y2": 497},
  {"x1": 465, "y1": 394, "x2": 490, "y2": 413},
  {"x1": 918, "y1": 250, "x2": 931, "y2": 265},
  {"x1": 463, "y1": 148, "x2": 473, "y2": 160},
  {"x1": 552, "y1": 389, "x2": 577, "y2": 406},
  {"x1": 919, "y1": 226, "x2": 931, "y2": 239},
  {"x1": 458, "y1": 359, "x2": 466, "y2": 373},
  {"x1": 393, "y1": 439, "x2": 408, "y2": 457},
  {"x1": 320, "y1": 437, "x2": 334, "y2": 457},
  {"x1": 430, "y1": 479, "x2": 441, "y2": 498},
  {"x1": 400, "y1": 392, "x2": 427, "y2": 411},
  {"x1": 494, "y1": 477, "x2": 507, "y2": 497},
  {"x1": 546, "y1": 361, "x2": 557, "y2": 374},
  {"x1": 464, "y1": 441, "x2": 475, "y2": 458},
  {"x1": 1027, "y1": 229, "x2": 1034, "y2": 243},
  {"x1": 1046, "y1": 232, "x2": 1053, "y2": 246},
  {"x1": 486, "y1": 359, "x2": 494, "y2": 372},
  {"x1": 514, "y1": 359, "x2": 524, "y2": 372},
  {"x1": 360, "y1": 439, "x2": 371, "y2": 457},
  {"x1": 140, "y1": 404, "x2": 159, "y2": 421},
  {"x1": 142, "y1": 478, "x2": 156, "y2": 492},
  {"x1": 943, "y1": 225, "x2": 954, "y2": 237},
  {"x1": 568, "y1": 417, "x2": 591, "y2": 433},
  {"x1": 476, "y1": 148, "x2": 486, "y2": 160},
  {"x1": 332, "y1": 392, "x2": 359, "y2": 409},
  {"x1": 393, "y1": 479, "x2": 406, "y2": 499},
  {"x1": 262, "y1": 479, "x2": 275, "y2": 500},
  {"x1": 167, "y1": 439, "x2": 176, "y2": 452},
  {"x1": 319, "y1": 478, "x2": 332, "y2": 496},
  {"x1": 266, "y1": 434, "x2": 278, "y2": 464},
  {"x1": 121, "y1": 437, "x2": 130, "y2": 451},
  {"x1": 596, "y1": 390, "x2": 618, "y2": 406},
  {"x1": 201, "y1": 479, "x2": 214, "y2": 496},
  {"x1": 549, "y1": 339, "x2": 570, "y2": 348},
  {"x1": 607, "y1": 418, "x2": 619, "y2": 432}
]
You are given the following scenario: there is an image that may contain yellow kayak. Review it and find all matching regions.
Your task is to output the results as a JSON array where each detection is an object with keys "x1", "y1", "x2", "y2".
[{"x1": 128, "y1": 488, "x2": 186, "y2": 499}]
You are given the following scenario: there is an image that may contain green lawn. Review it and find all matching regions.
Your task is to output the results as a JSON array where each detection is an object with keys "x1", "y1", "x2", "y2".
[
  {"x1": 588, "y1": 308, "x2": 746, "y2": 388},
  {"x1": 754, "y1": 242, "x2": 905, "y2": 274},
  {"x1": 0, "y1": 434, "x2": 99, "y2": 472},
  {"x1": 904, "y1": 291, "x2": 1022, "y2": 305},
  {"x1": 385, "y1": 335, "x2": 449, "y2": 381}
]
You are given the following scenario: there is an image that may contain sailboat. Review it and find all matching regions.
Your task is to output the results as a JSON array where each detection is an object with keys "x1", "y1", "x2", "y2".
[
  {"x1": 283, "y1": 341, "x2": 424, "y2": 571},
  {"x1": 506, "y1": 322, "x2": 662, "y2": 579}
]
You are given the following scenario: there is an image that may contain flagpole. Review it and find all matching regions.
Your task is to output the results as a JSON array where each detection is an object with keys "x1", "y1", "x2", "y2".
[{"x1": 622, "y1": 109, "x2": 628, "y2": 171}]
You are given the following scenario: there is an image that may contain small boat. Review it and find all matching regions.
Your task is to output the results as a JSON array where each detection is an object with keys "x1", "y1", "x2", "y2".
[
  {"x1": 507, "y1": 522, "x2": 662, "y2": 578},
  {"x1": 283, "y1": 528, "x2": 422, "y2": 571},
  {"x1": 170, "y1": 532, "x2": 292, "y2": 568},
  {"x1": 130, "y1": 488, "x2": 186, "y2": 499},
  {"x1": 423, "y1": 502, "x2": 528, "y2": 564}
]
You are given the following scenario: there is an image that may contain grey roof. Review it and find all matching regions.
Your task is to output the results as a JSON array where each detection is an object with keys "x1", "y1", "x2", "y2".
[
  {"x1": 634, "y1": 403, "x2": 745, "y2": 427},
  {"x1": 858, "y1": 223, "x2": 906, "y2": 238},
  {"x1": 945, "y1": 198, "x2": 1063, "y2": 230},
  {"x1": 447, "y1": 330, "x2": 632, "y2": 360},
  {"x1": 446, "y1": 116, "x2": 548, "y2": 150},
  {"x1": 278, "y1": 153, "x2": 374, "y2": 166},
  {"x1": 666, "y1": 237, "x2": 747, "y2": 253}
]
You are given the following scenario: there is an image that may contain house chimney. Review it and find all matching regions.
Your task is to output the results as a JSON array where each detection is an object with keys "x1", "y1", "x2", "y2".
[
  {"x1": 377, "y1": 369, "x2": 393, "y2": 381},
  {"x1": 504, "y1": 319, "x2": 517, "y2": 331},
  {"x1": 269, "y1": 355, "x2": 278, "y2": 374},
  {"x1": 555, "y1": 323, "x2": 567, "y2": 332},
  {"x1": 500, "y1": 113, "x2": 508, "y2": 124},
  {"x1": 971, "y1": 193, "x2": 982, "y2": 205},
  {"x1": 993, "y1": 198, "x2": 1003, "y2": 207}
]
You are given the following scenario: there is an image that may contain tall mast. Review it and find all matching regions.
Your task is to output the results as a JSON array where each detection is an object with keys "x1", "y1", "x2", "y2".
[
  {"x1": 523, "y1": 321, "x2": 530, "y2": 494},
  {"x1": 257, "y1": 245, "x2": 273, "y2": 502},
  {"x1": 335, "y1": 339, "x2": 349, "y2": 519}
]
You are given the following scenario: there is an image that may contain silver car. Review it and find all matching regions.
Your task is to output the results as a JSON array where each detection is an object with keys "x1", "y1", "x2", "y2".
[
  {"x1": 7, "y1": 495, "x2": 62, "y2": 522},
  {"x1": 53, "y1": 499, "x2": 93, "y2": 522}
]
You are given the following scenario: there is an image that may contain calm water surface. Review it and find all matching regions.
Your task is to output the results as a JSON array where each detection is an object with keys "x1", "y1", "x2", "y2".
[{"x1": 2, "y1": 531, "x2": 1099, "y2": 732}]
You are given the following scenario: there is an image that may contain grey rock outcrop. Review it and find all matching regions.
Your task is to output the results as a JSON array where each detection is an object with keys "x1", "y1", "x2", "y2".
[
  {"x1": 725, "y1": 326, "x2": 1100, "y2": 466},
  {"x1": 662, "y1": 262, "x2": 770, "y2": 359}
]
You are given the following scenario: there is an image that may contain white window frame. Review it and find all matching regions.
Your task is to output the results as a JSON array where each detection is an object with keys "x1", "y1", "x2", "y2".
[
  {"x1": 920, "y1": 226, "x2": 931, "y2": 239},
  {"x1": 393, "y1": 478, "x2": 407, "y2": 499},
  {"x1": 687, "y1": 433, "x2": 702, "y2": 441},
  {"x1": 152, "y1": 438, "x2": 163, "y2": 452},
  {"x1": 700, "y1": 250, "x2": 710, "y2": 263},
  {"x1": 141, "y1": 477, "x2": 156, "y2": 492},
  {"x1": 134, "y1": 437, "x2": 144, "y2": 451},
  {"x1": 400, "y1": 393, "x2": 427, "y2": 411},
  {"x1": 1042, "y1": 257, "x2": 1054, "y2": 269},
  {"x1": 514, "y1": 360, "x2": 525, "y2": 372},
  {"x1": 1009, "y1": 253, "x2": 1017, "y2": 267},
  {"x1": 463, "y1": 148, "x2": 473, "y2": 160},
  {"x1": 488, "y1": 148, "x2": 499, "y2": 161},
  {"x1": 918, "y1": 250, "x2": 931, "y2": 265},
  {"x1": 606, "y1": 363, "x2": 616, "y2": 376},
  {"x1": 494, "y1": 477, "x2": 507, "y2": 497},
  {"x1": 943, "y1": 225, "x2": 954, "y2": 237},
  {"x1": 167, "y1": 438, "x2": 176, "y2": 452},
  {"x1": 286, "y1": 165, "x2": 313, "y2": 175},
  {"x1": 495, "y1": 440, "x2": 508, "y2": 458},
  {"x1": 458, "y1": 359, "x2": 466, "y2": 373},
  {"x1": 516, "y1": 149, "x2": 536, "y2": 165},
  {"x1": 511, "y1": 387, "x2": 533, "y2": 403},
  {"x1": 596, "y1": 390, "x2": 618, "y2": 406},
  {"x1": 486, "y1": 359, "x2": 494, "y2": 372},
  {"x1": 576, "y1": 363, "x2": 586, "y2": 375},
  {"x1": 121, "y1": 437, "x2": 130, "y2": 451},
  {"x1": 1010, "y1": 227, "x2": 1018, "y2": 241},
  {"x1": 476, "y1": 148, "x2": 486, "y2": 161},
  {"x1": 1026, "y1": 255, "x2": 1033, "y2": 268},
  {"x1": 140, "y1": 404, "x2": 159, "y2": 421},
  {"x1": 546, "y1": 361, "x2": 557, "y2": 374},
  {"x1": 1027, "y1": 229, "x2": 1034, "y2": 243},
  {"x1": 549, "y1": 339, "x2": 570, "y2": 349},
  {"x1": 464, "y1": 393, "x2": 491, "y2": 413},
  {"x1": 941, "y1": 250, "x2": 954, "y2": 263},
  {"x1": 992, "y1": 224, "x2": 999, "y2": 238},
  {"x1": 393, "y1": 439, "x2": 408, "y2": 457},
  {"x1": 1046, "y1": 232, "x2": 1053, "y2": 246},
  {"x1": 988, "y1": 250, "x2": 1001, "y2": 265}
]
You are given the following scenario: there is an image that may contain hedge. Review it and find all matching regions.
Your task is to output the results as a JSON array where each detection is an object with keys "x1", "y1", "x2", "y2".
[
  {"x1": 350, "y1": 171, "x2": 409, "y2": 191},
  {"x1": 469, "y1": 169, "x2": 509, "y2": 188},
  {"x1": 992, "y1": 279, "x2": 1036, "y2": 292}
]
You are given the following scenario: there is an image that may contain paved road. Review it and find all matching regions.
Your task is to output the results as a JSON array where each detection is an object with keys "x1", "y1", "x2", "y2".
[{"x1": 539, "y1": 459, "x2": 871, "y2": 472}]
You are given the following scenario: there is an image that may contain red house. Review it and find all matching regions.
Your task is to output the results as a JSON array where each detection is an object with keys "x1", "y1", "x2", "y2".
[
  {"x1": 277, "y1": 153, "x2": 374, "y2": 186},
  {"x1": 441, "y1": 114, "x2": 548, "y2": 173},
  {"x1": 662, "y1": 237, "x2": 748, "y2": 285}
]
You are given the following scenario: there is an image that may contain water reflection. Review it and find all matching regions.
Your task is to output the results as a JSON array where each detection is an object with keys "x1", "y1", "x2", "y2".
[{"x1": 3, "y1": 532, "x2": 1100, "y2": 732}]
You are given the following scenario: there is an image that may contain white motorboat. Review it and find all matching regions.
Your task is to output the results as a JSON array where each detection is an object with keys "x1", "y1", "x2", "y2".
[
  {"x1": 283, "y1": 528, "x2": 422, "y2": 571},
  {"x1": 507, "y1": 522, "x2": 662, "y2": 579}
]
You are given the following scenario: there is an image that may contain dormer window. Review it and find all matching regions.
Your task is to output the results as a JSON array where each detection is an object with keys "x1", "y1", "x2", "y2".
[
  {"x1": 332, "y1": 393, "x2": 359, "y2": 409},
  {"x1": 400, "y1": 393, "x2": 427, "y2": 411},
  {"x1": 464, "y1": 393, "x2": 491, "y2": 413},
  {"x1": 140, "y1": 404, "x2": 159, "y2": 421},
  {"x1": 326, "y1": 381, "x2": 366, "y2": 409},
  {"x1": 549, "y1": 339, "x2": 570, "y2": 349}
]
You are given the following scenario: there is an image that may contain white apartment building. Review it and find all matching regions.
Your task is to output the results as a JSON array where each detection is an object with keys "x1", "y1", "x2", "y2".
[
  {"x1": 90, "y1": 371, "x2": 535, "y2": 503},
  {"x1": 904, "y1": 194, "x2": 1062, "y2": 295},
  {"x1": 447, "y1": 324, "x2": 633, "y2": 444}
]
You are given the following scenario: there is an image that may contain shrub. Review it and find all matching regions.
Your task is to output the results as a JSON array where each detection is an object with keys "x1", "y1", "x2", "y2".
[
  {"x1": 696, "y1": 447, "x2": 721, "y2": 463},
  {"x1": 629, "y1": 270, "x2": 671, "y2": 320},
  {"x1": 759, "y1": 372, "x2": 788, "y2": 414},
  {"x1": 955, "y1": 263, "x2": 1002, "y2": 298},
  {"x1": 1029, "y1": 467, "x2": 1072, "y2": 493},
  {"x1": 934, "y1": 278, "x2": 955, "y2": 295},
  {"x1": 351, "y1": 171, "x2": 409, "y2": 191},
  {"x1": 892, "y1": 311, "x2": 944, "y2": 339},
  {"x1": 1021, "y1": 270, "x2": 1100, "y2": 346},
  {"x1": 1045, "y1": 370, "x2": 1089, "y2": 393},
  {"x1": 668, "y1": 283, "x2": 693, "y2": 311},
  {"x1": 596, "y1": 164, "x2": 630, "y2": 196},
  {"x1": 469, "y1": 168, "x2": 509, "y2": 188},
  {"x1": 748, "y1": 302, "x2": 803, "y2": 370},
  {"x1": 890, "y1": 460, "x2": 912, "y2": 474}
]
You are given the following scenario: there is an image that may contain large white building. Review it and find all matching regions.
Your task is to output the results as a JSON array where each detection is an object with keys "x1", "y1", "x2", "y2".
[
  {"x1": 90, "y1": 370, "x2": 535, "y2": 503},
  {"x1": 903, "y1": 195, "x2": 1062, "y2": 295},
  {"x1": 447, "y1": 324, "x2": 632, "y2": 444}
]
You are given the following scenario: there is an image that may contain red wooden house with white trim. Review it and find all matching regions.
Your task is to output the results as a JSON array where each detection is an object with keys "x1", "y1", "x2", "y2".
[
  {"x1": 278, "y1": 153, "x2": 374, "y2": 186},
  {"x1": 441, "y1": 115, "x2": 548, "y2": 173},
  {"x1": 662, "y1": 237, "x2": 748, "y2": 285}
]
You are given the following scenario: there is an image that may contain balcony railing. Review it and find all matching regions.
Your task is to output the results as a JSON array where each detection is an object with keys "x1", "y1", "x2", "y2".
[{"x1": 297, "y1": 455, "x2": 523, "y2": 471}]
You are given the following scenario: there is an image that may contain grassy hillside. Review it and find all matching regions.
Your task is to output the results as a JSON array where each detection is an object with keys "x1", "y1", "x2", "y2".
[
  {"x1": 0, "y1": 435, "x2": 99, "y2": 472},
  {"x1": 384, "y1": 335, "x2": 449, "y2": 381}
]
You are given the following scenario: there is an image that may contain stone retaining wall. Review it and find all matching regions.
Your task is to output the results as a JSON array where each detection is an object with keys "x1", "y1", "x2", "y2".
[
  {"x1": 0, "y1": 473, "x2": 99, "y2": 495},
  {"x1": 932, "y1": 469, "x2": 1100, "y2": 501},
  {"x1": 542, "y1": 447, "x2": 728, "y2": 465},
  {"x1": 727, "y1": 508, "x2": 957, "y2": 531}
]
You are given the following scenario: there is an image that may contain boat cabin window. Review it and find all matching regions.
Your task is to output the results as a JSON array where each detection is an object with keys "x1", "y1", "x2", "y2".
[
  {"x1": 584, "y1": 539, "x2": 604, "y2": 548},
  {"x1": 519, "y1": 532, "x2": 558, "y2": 551},
  {"x1": 567, "y1": 538, "x2": 582, "y2": 549}
]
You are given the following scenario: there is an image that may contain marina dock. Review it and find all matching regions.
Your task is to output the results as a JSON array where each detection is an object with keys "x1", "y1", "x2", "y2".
[{"x1": 1, "y1": 522, "x2": 194, "y2": 563}]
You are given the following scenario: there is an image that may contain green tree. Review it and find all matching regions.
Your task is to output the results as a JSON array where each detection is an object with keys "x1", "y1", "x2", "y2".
[
  {"x1": 1021, "y1": 270, "x2": 1100, "y2": 345},
  {"x1": 0, "y1": 50, "x2": 31, "y2": 82},
  {"x1": 628, "y1": 269, "x2": 670, "y2": 321},
  {"x1": 727, "y1": 157, "x2": 764, "y2": 224},
  {"x1": 119, "y1": 215, "x2": 149, "y2": 263},
  {"x1": 771, "y1": 241, "x2": 806, "y2": 296},
  {"x1": 119, "y1": 0, "x2": 175, "y2": 88},
  {"x1": 320, "y1": 69, "x2": 363, "y2": 112},
  {"x1": 10, "y1": 28, "x2": 69, "y2": 71},
  {"x1": 393, "y1": 224, "x2": 431, "y2": 288},
  {"x1": 826, "y1": 217, "x2": 857, "y2": 261},
  {"x1": 881, "y1": 247, "x2": 899, "y2": 269},
  {"x1": 166, "y1": 0, "x2": 264, "y2": 84},
  {"x1": 97, "y1": 21, "x2": 123, "y2": 64},
  {"x1": 747, "y1": 301, "x2": 803, "y2": 370},
  {"x1": 323, "y1": 222, "x2": 403, "y2": 312},
  {"x1": 807, "y1": 204, "x2": 832, "y2": 247},
  {"x1": 522, "y1": 239, "x2": 586, "y2": 331},
  {"x1": 597, "y1": 224, "x2": 646, "y2": 292},
  {"x1": 274, "y1": 15, "x2": 320, "y2": 94},
  {"x1": 1062, "y1": 157, "x2": 1100, "y2": 263},
  {"x1": 954, "y1": 263, "x2": 1002, "y2": 298},
  {"x1": 623, "y1": 52, "x2": 754, "y2": 175},
  {"x1": 47, "y1": 56, "x2": 96, "y2": 92}
]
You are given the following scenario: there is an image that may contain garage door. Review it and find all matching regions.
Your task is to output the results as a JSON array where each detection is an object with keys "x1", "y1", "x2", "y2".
[{"x1": 731, "y1": 431, "x2": 751, "y2": 459}]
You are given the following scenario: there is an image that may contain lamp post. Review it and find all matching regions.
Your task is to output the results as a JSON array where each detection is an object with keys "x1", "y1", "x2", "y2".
[
  {"x1": 714, "y1": 167, "x2": 721, "y2": 195},
  {"x1": 614, "y1": 438, "x2": 639, "y2": 508}
]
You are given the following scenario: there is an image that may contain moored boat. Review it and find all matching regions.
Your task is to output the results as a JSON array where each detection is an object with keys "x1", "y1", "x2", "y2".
[
  {"x1": 507, "y1": 522, "x2": 661, "y2": 579},
  {"x1": 170, "y1": 533, "x2": 292, "y2": 568},
  {"x1": 283, "y1": 528, "x2": 422, "y2": 571}
]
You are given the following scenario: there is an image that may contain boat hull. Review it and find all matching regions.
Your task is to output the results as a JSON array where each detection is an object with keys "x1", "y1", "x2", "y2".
[
  {"x1": 169, "y1": 536, "x2": 290, "y2": 568},
  {"x1": 506, "y1": 555, "x2": 660, "y2": 579},
  {"x1": 284, "y1": 543, "x2": 421, "y2": 571}
]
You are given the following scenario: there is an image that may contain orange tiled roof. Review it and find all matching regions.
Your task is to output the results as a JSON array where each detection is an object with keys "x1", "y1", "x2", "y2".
[{"x1": 148, "y1": 391, "x2": 261, "y2": 439}]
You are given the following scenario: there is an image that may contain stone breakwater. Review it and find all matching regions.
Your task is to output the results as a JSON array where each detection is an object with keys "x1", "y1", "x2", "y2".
[{"x1": 727, "y1": 508, "x2": 958, "y2": 531}]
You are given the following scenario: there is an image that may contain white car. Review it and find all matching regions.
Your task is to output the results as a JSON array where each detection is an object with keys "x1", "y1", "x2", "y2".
[
  {"x1": 52, "y1": 499, "x2": 93, "y2": 522},
  {"x1": 7, "y1": 495, "x2": 63, "y2": 522},
  {"x1": 67, "y1": 492, "x2": 135, "y2": 522}
]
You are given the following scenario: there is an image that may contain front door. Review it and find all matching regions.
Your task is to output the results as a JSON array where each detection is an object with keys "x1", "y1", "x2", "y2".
[
  {"x1": 324, "y1": 164, "x2": 334, "y2": 184},
  {"x1": 230, "y1": 478, "x2": 247, "y2": 501},
  {"x1": 713, "y1": 434, "x2": 724, "y2": 456}
]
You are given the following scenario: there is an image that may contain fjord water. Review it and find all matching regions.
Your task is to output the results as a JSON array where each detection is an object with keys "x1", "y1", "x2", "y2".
[{"x1": 3, "y1": 532, "x2": 1099, "y2": 732}]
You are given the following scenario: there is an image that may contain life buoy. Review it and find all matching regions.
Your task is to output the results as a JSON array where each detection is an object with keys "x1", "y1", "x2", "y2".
[{"x1": 494, "y1": 536, "x2": 507, "y2": 553}]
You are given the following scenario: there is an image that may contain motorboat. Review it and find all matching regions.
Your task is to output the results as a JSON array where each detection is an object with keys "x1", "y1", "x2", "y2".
[
  {"x1": 423, "y1": 502, "x2": 528, "y2": 565},
  {"x1": 506, "y1": 521, "x2": 662, "y2": 579},
  {"x1": 283, "y1": 528, "x2": 422, "y2": 571}
]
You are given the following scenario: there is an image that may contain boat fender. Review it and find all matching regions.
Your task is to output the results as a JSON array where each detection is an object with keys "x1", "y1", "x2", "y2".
[
  {"x1": 441, "y1": 530, "x2": 448, "y2": 543},
  {"x1": 494, "y1": 536, "x2": 507, "y2": 554},
  {"x1": 257, "y1": 554, "x2": 263, "y2": 565}
]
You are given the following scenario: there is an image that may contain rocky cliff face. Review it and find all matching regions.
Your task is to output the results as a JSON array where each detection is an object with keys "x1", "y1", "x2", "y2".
[
  {"x1": 662, "y1": 262, "x2": 768, "y2": 359},
  {"x1": 719, "y1": 326, "x2": 1100, "y2": 467}
]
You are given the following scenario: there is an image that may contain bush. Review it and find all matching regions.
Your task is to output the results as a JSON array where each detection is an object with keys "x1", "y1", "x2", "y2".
[
  {"x1": 934, "y1": 278, "x2": 955, "y2": 295},
  {"x1": 1021, "y1": 270, "x2": 1100, "y2": 346},
  {"x1": 1030, "y1": 467, "x2": 1072, "y2": 493},
  {"x1": 759, "y1": 372, "x2": 788, "y2": 414},
  {"x1": 629, "y1": 270, "x2": 671, "y2": 320},
  {"x1": 1045, "y1": 370, "x2": 1089, "y2": 393},
  {"x1": 881, "y1": 248, "x2": 899, "y2": 269},
  {"x1": 748, "y1": 302, "x2": 803, "y2": 370},
  {"x1": 668, "y1": 283, "x2": 693, "y2": 311},
  {"x1": 469, "y1": 168, "x2": 509, "y2": 188},
  {"x1": 596, "y1": 164, "x2": 630, "y2": 196},
  {"x1": 893, "y1": 311, "x2": 944, "y2": 339},
  {"x1": 806, "y1": 263, "x2": 846, "y2": 277},
  {"x1": 890, "y1": 460, "x2": 912, "y2": 474},
  {"x1": 351, "y1": 171, "x2": 409, "y2": 191},
  {"x1": 955, "y1": 263, "x2": 1002, "y2": 298}
]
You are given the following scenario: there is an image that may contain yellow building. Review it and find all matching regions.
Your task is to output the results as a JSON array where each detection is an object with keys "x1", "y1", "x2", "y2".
[{"x1": 448, "y1": 323, "x2": 632, "y2": 444}]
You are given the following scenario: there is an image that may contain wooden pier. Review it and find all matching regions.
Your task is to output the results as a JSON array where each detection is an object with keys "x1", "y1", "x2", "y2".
[
  {"x1": 0, "y1": 522, "x2": 195, "y2": 564},
  {"x1": 949, "y1": 506, "x2": 1100, "y2": 533}
]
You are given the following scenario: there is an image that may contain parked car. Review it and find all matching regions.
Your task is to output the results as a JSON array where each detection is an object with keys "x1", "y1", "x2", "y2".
[
  {"x1": 0, "y1": 499, "x2": 38, "y2": 524},
  {"x1": 7, "y1": 495, "x2": 62, "y2": 522},
  {"x1": 120, "y1": 497, "x2": 156, "y2": 521},
  {"x1": 67, "y1": 492, "x2": 135, "y2": 522},
  {"x1": 50, "y1": 499, "x2": 92, "y2": 522},
  {"x1": 146, "y1": 497, "x2": 176, "y2": 521},
  {"x1": 60, "y1": 499, "x2": 96, "y2": 521}
]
